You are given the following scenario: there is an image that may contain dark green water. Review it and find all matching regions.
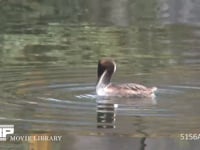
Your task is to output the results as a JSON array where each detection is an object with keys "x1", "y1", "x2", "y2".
[{"x1": 0, "y1": 0, "x2": 200, "y2": 150}]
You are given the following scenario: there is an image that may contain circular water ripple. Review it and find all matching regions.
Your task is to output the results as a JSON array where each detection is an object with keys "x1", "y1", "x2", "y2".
[{"x1": 0, "y1": 65, "x2": 200, "y2": 137}]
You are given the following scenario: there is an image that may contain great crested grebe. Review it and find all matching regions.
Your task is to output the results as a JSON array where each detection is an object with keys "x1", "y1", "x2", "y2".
[{"x1": 96, "y1": 59, "x2": 157, "y2": 98}]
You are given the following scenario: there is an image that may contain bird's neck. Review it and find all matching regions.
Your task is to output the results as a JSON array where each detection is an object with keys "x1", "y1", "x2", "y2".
[{"x1": 96, "y1": 70, "x2": 112, "y2": 88}]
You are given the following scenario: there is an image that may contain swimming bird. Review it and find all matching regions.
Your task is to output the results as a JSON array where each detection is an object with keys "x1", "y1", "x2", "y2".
[{"x1": 96, "y1": 59, "x2": 157, "y2": 98}]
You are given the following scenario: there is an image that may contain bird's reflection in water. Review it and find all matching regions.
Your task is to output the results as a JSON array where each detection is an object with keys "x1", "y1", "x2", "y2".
[
  {"x1": 96, "y1": 96, "x2": 156, "y2": 150},
  {"x1": 96, "y1": 101, "x2": 147, "y2": 149},
  {"x1": 96, "y1": 96, "x2": 156, "y2": 129},
  {"x1": 97, "y1": 101, "x2": 118, "y2": 129}
]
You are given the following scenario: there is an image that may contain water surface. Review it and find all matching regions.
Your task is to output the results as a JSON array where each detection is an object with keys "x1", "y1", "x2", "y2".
[{"x1": 0, "y1": 0, "x2": 200, "y2": 150}]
